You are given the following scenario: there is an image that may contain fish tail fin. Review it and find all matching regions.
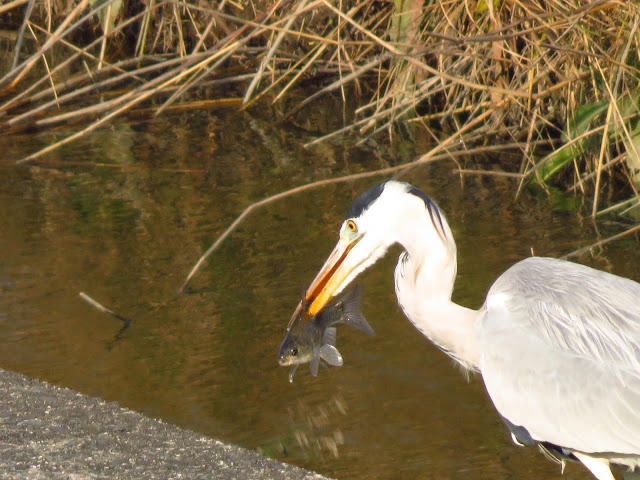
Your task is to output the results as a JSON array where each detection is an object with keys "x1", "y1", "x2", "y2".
[{"x1": 340, "y1": 283, "x2": 376, "y2": 336}]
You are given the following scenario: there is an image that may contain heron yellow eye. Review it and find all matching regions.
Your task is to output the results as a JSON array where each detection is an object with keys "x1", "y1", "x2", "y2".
[{"x1": 346, "y1": 220, "x2": 357, "y2": 233}]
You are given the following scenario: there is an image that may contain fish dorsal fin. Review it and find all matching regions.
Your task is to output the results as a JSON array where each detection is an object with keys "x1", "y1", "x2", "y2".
[
  {"x1": 340, "y1": 283, "x2": 376, "y2": 336},
  {"x1": 323, "y1": 327, "x2": 337, "y2": 345},
  {"x1": 320, "y1": 344, "x2": 343, "y2": 366},
  {"x1": 310, "y1": 357, "x2": 320, "y2": 376}
]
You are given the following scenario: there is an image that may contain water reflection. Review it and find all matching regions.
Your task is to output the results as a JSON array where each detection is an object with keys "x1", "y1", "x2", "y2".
[{"x1": 0, "y1": 109, "x2": 638, "y2": 480}]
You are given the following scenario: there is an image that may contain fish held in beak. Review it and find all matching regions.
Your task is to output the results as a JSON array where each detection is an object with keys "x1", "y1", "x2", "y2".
[{"x1": 292, "y1": 235, "x2": 363, "y2": 326}]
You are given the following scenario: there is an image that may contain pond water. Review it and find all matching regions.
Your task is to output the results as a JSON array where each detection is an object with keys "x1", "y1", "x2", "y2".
[{"x1": 1, "y1": 107, "x2": 638, "y2": 480}]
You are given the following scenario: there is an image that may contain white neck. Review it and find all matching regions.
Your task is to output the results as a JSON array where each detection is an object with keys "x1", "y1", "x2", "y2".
[{"x1": 393, "y1": 211, "x2": 480, "y2": 371}]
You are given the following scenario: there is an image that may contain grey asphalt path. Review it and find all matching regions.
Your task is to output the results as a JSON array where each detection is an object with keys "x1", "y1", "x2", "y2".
[{"x1": 0, "y1": 369, "x2": 334, "y2": 480}]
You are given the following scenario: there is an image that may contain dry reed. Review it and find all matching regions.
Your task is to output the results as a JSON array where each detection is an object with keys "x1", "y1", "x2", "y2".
[{"x1": 1, "y1": 0, "x2": 639, "y2": 220}]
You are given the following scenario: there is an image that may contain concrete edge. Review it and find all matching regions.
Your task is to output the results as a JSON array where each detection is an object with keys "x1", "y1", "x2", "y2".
[{"x1": 0, "y1": 368, "x2": 335, "y2": 480}]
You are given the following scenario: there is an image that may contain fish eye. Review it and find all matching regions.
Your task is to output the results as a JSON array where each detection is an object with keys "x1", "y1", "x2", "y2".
[
  {"x1": 346, "y1": 220, "x2": 357, "y2": 233},
  {"x1": 291, "y1": 347, "x2": 298, "y2": 356}
]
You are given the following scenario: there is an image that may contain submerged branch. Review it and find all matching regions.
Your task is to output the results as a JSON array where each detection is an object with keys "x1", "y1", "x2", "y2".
[{"x1": 79, "y1": 292, "x2": 133, "y2": 328}]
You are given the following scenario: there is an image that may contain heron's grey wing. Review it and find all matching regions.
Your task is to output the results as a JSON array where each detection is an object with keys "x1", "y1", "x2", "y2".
[
  {"x1": 476, "y1": 257, "x2": 640, "y2": 455},
  {"x1": 492, "y1": 257, "x2": 640, "y2": 372}
]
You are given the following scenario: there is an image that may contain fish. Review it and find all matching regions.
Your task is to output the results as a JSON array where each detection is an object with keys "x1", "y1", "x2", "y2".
[{"x1": 278, "y1": 283, "x2": 375, "y2": 382}]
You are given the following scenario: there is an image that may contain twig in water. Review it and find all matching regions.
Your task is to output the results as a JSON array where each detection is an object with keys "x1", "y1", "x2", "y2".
[{"x1": 79, "y1": 291, "x2": 133, "y2": 330}]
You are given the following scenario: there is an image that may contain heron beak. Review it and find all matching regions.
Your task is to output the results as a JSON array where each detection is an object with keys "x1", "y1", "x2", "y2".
[
  {"x1": 307, "y1": 236, "x2": 363, "y2": 311},
  {"x1": 286, "y1": 235, "x2": 362, "y2": 330}
]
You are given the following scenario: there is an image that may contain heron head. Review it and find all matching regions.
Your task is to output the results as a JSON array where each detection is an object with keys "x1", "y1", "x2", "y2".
[{"x1": 290, "y1": 180, "x2": 444, "y2": 324}]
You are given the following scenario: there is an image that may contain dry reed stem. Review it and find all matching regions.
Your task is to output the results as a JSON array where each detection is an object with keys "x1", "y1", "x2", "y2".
[
  {"x1": 0, "y1": 0, "x2": 29, "y2": 15},
  {"x1": 453, "y1": 169, "x2": 525, "y2": 178},
  {"x1": 244, "y1": 0, "x2": 313, "y2": 103},
  {"x1": 11, "y1": 0, "x2": 35, "y2": 71},
  {"x1": 7, "y1": 0, "x2": 93, "y2": 86},
  {"x1": 562, "y1": 224, "x2": 640, "y2": 260},
  {"x1": 16, "y1": 41, "x2": 241, "y2": 163},
  {"x1": 133, "y1": 98, "x2": 242, "y2": 116},
  {"x1": 29, "y1": 158, "x2": 206, "y2": 172},
  {"x1": 587, "y1": 14, "x2": 640, "y2": 215},
  {"x1": 178, "y1": 127, "x2": 524, "y2": 292},
  {"x1": 154, "y1": 0, "x2": 310, "y2": 114},
  {"x1": 2, "y1": 0, "x2": 639, "y2": 219},
  {"x1": 1, "y1": 8, "x2": 156, "y2": 115},
  {"x1": 26, "y1": 22, "x2": 58, "y2": 108},
  {"x1": 4, "y1": 2, "x2": 252, "y2": 125},
  {"x1": 271, "y1": 43, "x2": 329, "y2": 103},
  {"x1": 27, "y1": 21, "x2": 141, "y2": 81},
  {"x1": 178, "y1": 165, "x2": 415, "y2": 292},
  {"x1": 6, "y1": 55, "x2": 188, "y2": 128},
  {"x1": 136, "y1": 0, "x2": 154, "y2": 56},
  {"x1": 155, "y1": 46, "x2": 240, "y2": 116},
  {"x1": 284, "y1": 52, "x2": 393, "y2": 123},
  {"x1": 255, "y1": 0, "x2": 377, "y2": 106}
]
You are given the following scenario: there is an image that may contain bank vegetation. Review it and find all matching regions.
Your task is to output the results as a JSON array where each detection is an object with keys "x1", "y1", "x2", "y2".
[{"x1": 0, "y1": 0, "x2": 639, "y2": 222}]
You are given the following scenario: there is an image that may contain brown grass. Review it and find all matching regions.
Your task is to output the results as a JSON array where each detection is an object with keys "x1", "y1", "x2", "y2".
[{"x1": 0, "y1": 0, "x2": 639, "y2": 220}]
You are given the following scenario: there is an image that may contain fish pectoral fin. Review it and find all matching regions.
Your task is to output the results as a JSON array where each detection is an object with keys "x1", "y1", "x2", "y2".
[
  {"x1": 340, "y1": 284, "x2": 376, "y2": 336},
  {"x1": 288, "y1": 364, "x2": 299, "y2": 383},
  {"x1": 323, "y1": 327, "x2": 337, "y2": 345},
  {"x1": 319, "y1": 344, "x2": 343, "y2": 367},
  {"x1": 310, "y1": 357, "x2": 320, "y2": 376}
]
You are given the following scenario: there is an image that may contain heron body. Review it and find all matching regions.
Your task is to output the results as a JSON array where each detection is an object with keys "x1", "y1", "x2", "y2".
[{"x1": 295, "y1": 180, "x2": 640, "y2": 480}]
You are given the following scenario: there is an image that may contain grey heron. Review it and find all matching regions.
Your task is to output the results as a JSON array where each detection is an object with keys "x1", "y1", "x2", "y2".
[{"x1": 290, "y1": 180, "x2": 640, "y2": 480}]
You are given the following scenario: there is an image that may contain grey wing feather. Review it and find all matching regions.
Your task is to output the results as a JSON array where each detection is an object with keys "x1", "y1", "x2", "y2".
[
  {"x1": 477, "y1": 257, "x2": 640, "y2": 455},
  {"x1": 487, "y1": 257, "x2": 640, "y2": 372}
]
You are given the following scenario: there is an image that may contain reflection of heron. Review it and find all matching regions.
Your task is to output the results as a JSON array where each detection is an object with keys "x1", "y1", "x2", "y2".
[{"x1": 291, "y1": 180, "x2": 640, "y2": 480}]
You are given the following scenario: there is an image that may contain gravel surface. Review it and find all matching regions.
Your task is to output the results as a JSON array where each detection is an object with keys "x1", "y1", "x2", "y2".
[{"x1": 0, "y1": 369, "x2": 333, "y2": 480}]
